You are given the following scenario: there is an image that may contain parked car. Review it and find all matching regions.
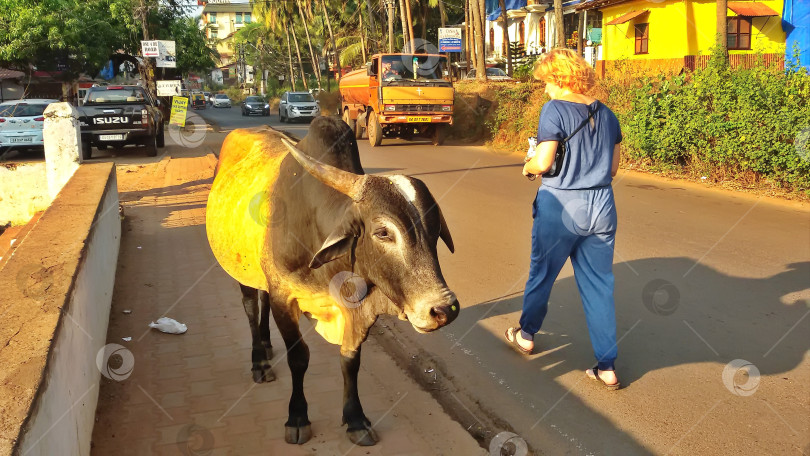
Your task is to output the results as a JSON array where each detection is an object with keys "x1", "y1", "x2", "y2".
[
  {"x1": 465, "y1": 67, "x2": 514, "y2": 81},
  {"x1": 241, "y1": 96, "x2": 269, "y2": 116},
  {"x1": 77, "y1": 85, "x2": 165, "y2": 159},
  {"x1": 191, "y1": 93, "x2": 207, "y2": 110},
  {"x1": 212, "y1": 94, "x2": 231, "y2": 108},
  {"x1": 0, "y1": 99, "x2": 59, "y2": 155},
  {"x1": 278, "y1": 91, "x2": 320, "y2": 123}
]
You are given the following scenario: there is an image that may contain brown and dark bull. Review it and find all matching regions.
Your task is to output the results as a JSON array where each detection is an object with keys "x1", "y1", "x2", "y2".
[{"x1": 205, "y1": 116, "x2": 459, "y2": 446}]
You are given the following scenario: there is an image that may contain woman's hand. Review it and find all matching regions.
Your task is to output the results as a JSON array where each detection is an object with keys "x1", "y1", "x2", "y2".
[{"x1": 523, "y1": 140, "x2": 559, "y2": 176}]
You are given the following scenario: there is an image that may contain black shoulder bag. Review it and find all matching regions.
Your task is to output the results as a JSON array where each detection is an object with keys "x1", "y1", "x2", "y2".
[{"x1": 543, "y1": 102, "x2": 599, "y2": 178}]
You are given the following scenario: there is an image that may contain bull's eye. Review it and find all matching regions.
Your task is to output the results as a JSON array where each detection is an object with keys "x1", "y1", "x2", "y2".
[{"x1": 373, "y1": 228, "x2": 393, "y2": 242}]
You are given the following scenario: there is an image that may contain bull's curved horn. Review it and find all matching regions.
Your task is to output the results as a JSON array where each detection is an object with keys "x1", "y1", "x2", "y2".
[{"x1": 281, "y1": 137, "x2": 366, "y2": 201}]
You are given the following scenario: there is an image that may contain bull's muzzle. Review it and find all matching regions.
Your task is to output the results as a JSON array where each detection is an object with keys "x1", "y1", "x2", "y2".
[{"x1": 430, "y1": 298, "x2": 460, "y2": 327}]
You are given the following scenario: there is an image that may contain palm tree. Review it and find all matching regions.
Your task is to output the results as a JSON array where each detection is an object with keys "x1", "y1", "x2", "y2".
[
  {"x1": 554, "y1": 0, "x2": 564, "y2": 48},
  {"x1": 470, "y1": 0, "x2": 486, "y2": 80},
  {"x1": 296, "y1": 0, "x2": 322, "y2": 90},
  {"x1": 255, "y1": 0, "x2": 301, "y2": 88},
  {"x1": 320, "y1": 0, "x2": 340, "y2": 80},
  {"x1": 399, "y1": 0, "x2": 410, "y2": 51},
  {"x1": 498, "y1": 0, "x2": 512, "y2": 75}
]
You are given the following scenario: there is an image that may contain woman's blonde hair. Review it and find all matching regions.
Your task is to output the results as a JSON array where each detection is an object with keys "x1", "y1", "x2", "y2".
[{"x1": 533, "y1": 49, "x2": 596, "y2": 94}]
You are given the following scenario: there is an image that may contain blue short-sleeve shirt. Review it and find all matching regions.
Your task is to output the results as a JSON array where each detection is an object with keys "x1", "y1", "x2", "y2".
[{"x1": 536, "y1": 99, "x2": 622, "y2": 190}]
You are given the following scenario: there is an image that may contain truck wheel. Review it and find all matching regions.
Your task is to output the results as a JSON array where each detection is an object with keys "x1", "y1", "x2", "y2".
[
  {"x1": 81, "y1": 137, "x2": 92, "y2": 160},
  {"x1": 432, "y1": 125, "x2": 446, "y2": 146},
  {"x1": 146, "y1": 135, "x2": 158, "y2": 157},
  {"x1": 368, "y1": 111, "x2": 383, "y2": 147},
  {"x1": 156, "y1": 126, "x2": 165, "y2": 148},
  {"x1": 342, "y1": 109, "x2": 357, "y2": 136}
]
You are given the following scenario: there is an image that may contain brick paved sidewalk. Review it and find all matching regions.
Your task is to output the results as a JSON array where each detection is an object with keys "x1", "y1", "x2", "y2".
[{"x1": 91, "y1": 154, "x2": 485, "y2": 456}]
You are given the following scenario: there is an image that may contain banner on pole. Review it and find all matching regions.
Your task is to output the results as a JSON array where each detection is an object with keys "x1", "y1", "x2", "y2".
[
  {"x1": 438, "y1": 28, "x2": 462, "y2": 52},
  {"x1": 157, "y1": 80, "x2": 182, "y2": 96},
  {"x1": 141, "y1": 40, "x2": 160, "y2": 57},
  {"x1": 156, "y1": 40, "x2": 177, "y2": 68},
  {"x1": 169, "y1": 96, "x2": 188, "y2": 127}
]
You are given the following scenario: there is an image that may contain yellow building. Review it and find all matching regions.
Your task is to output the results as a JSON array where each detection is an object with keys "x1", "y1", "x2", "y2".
[
  {"x1": 201, "y1": 2, "x2": 253, "y2": 66},
  {"x1": 578, "y1": 0, "x2": 786, "y2": 75}
]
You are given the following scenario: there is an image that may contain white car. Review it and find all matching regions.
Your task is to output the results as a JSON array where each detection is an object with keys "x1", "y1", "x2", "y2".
[
  {"x1": 212, "y1": 94, "x2": 231, "y2": 108},
  {"x1": 278, "y1": 91, "x2": 320, "y2": 123},
  {"x1": 0, "y1": 99, "x2": 59, "y2": 154},
  {"x1": 465, "y1": 67, "x2": 514, "y2": 81}
]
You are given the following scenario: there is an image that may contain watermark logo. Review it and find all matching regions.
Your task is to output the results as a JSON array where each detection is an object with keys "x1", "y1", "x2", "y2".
[
  {"x1": 489, "y1": 431, "x2": 528, "y2": 456},
  {"x1": 329, "y1": 271, "x2": 367, "y2": 309},
  {"x1": 722, "y1": 359, "x2": 760, "y2": 397},
  {"x1": 176, "y1": 423, "x2": 214, "y2": 456},
  {"x1": 15, "y1": 263, "x2": 54, "y2": 303},
  {"x1": 248, "y1": 193, "x2": 286, "y2": 228},
  {"x1": 168, "y1": 112, "x2": 208, "y2": 148},
  {"x1": 561, "y1": 198, "x2": 591, "y2": 236},
  {"x1": 795, "y1": 127, "x2": 810, "y2": 163},
  {"x1": 397, "y1": 39, "x2": 442, "y2": 79},
  {"x1": 96, "y1": 343, "x2": 135, "y2": 381},
  {"x1": 642, "y1": 279, "x2": 680, "y2": 316}
]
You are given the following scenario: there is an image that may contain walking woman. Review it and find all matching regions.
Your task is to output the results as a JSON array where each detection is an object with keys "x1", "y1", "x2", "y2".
[{"x1": 504, "y1": 49, "x2": 623, "y2": 390}]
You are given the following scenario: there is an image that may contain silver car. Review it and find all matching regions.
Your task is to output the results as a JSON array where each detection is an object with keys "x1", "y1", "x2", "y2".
[
  {"x1": 0, "y1": 99, "x2": 59, "y2": 154},
  {"x1": 212, "y1": 94, "x2": 231, "y2": 108},
  {"x1": 278, "y1": 91, "x2": 320, "y2": 123}
]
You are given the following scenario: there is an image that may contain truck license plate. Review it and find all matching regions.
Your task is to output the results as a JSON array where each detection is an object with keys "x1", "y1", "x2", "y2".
[
  {"x1": 99, "y1": 134, "x2": 124, "y2": 141},
  {"x1": 407, "y1": 116, "x2": 431, "y2": 123},
  {"x1": 10, "y1": 137, "x2": 33, "y2": 143}
]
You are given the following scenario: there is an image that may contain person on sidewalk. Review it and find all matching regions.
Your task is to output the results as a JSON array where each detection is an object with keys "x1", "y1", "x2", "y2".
[{"x1": 504, "y1": 49, "x2": 624, "y2": 390}]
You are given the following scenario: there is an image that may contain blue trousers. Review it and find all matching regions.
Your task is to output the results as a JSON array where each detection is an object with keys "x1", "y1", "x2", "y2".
[{"x1": 519, "y1": 185, "x2": 618, "y2": 371}]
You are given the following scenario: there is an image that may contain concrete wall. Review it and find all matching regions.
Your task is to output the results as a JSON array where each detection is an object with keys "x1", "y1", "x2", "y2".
[
  {"x1": 0, "y1": 163, "x2": 49, "y2": 226},
  {"x1": 0, "y1": 163, "x2": 120, "y2": 456}
]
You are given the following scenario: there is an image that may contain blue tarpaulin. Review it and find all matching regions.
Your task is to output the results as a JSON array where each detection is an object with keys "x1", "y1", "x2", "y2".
[
  {"x1": 783, "y1": 0, "x2": 810, "y2": 71},
  {"x1": 486, "y1": 0, "x2": 527, "y2": 21}
]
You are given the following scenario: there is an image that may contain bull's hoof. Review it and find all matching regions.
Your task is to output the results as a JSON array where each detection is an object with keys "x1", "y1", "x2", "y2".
[
  {"x1": 284, "y1": 424, "x2": 312, "y2": 445},
  {"x1": 347, "y1": 422, "x2": 379, "y2": 446},
  {"x1": 251, "y1": 360, "x2": 276, "y2": 383}
]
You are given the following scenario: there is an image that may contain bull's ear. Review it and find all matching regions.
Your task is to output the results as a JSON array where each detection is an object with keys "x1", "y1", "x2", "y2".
[
  {"x1": 437, "y1": 206, "x2": 455, "y2": 253},
  {"x1": 309, "y1": 208, "x2": 361, "y2": 269}
]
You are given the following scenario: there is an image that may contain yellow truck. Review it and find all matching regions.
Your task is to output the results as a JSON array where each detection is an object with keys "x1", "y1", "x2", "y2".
[{"x1": 339, "y1": 53, "x2": 454, "y2": 146}]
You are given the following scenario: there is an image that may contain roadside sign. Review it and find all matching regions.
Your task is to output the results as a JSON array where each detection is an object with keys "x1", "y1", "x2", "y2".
[
  {"x1": 157, "y1": 80, "x2": 182, "y2": 96},
  {"x1": 156, "y1": 40, "x2": 177, "y2": 68},
  {"x1": 438, "y1": 28, "x2": 462, "y2": 52},
  {"x1": 169, "y1": 96, "x2": 188, "y2": 127},
  {"x1": 141, "y1": 40, "x2": 159, "y2": 57}
]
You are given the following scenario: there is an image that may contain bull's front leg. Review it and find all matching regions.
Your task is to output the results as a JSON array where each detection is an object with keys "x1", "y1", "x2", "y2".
[{"x1": 341, "y1": 345, "x2": 379, "y2": 446}]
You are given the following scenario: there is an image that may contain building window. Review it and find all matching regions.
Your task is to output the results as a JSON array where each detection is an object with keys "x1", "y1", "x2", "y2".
[
  {"x1": 489, "y1": 27, "x2": 495, "y2": 52},
  {"x1": 519, "y1": 21, "x2": 525, "y2": 46},
  {"x1": 222, "y1": 68, "x2": 229, "y2": 79},
  {"x1": 727, "y1": 16, "x2": 751, "y2": 50},
  {"x1": 538, "y1": 18, "x2": 546, "y2": 47},
  {"x1": 209, "y1": 12, "x2": 216, "y2": 24},
  {"x1": 236, "y1": 12, "x2": 242, "y2": 24},
  {"x1": 210, "y1": 27, "x2": 218, "y2": 39},
  {"x1": 634, "y1": 23, "x2": 649, "y2": 54},
  {"x1": 586, "y1": 11, "x2": 603, "y2": 30},
  {"x1": 245, "y1": 12, "x2": 251, "y2": 23}
]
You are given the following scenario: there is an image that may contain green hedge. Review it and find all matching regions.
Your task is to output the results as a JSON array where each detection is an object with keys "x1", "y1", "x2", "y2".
[{"x1": 621, "y1": 53, "x2": 810, "y2": 192}]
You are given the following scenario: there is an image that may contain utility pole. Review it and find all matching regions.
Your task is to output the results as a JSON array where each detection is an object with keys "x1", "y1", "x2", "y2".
[{"x1": 386, "y1": 0, "x2": 396, "y2": 52}]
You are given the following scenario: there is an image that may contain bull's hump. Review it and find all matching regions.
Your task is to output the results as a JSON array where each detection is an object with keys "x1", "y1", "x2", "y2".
[{"x1": 207, "y1": 128, "x2": 291, "y2": 290}]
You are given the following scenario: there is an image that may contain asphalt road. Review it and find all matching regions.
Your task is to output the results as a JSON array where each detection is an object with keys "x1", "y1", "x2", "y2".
[{"x1": 78, "y1": 107, "x2": 810, "y2": 455}]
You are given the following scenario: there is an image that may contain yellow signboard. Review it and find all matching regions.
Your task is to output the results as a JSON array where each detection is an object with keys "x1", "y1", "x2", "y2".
[{"x1": 169, "y1": 96, "x2": 188, "y2": 127}]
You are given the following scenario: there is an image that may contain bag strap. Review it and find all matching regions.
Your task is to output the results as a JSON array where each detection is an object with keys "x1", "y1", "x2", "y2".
[{"x1": 562, "y1": 101, "x2": 599, "y2": 143}]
